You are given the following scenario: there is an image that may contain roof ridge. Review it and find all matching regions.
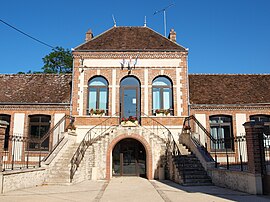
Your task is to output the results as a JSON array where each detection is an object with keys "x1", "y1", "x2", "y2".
[
  {"x1": 73, "y1": 26, "x2": 115, "y2": 50},
  {"x1": 145, "y1": 26, "x2": 188, "y2": 51}
]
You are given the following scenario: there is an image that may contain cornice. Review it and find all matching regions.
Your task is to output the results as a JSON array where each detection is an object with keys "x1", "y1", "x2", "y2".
[
  {"x1": 73, "y1": 51, "x2": 187, "y2": 59},
  {"x1": 0, "y1": 104, "x2": 70, "y2": 111},
  {"x1": 190, "y1": 104, "x2": 270, "y2": 111}
]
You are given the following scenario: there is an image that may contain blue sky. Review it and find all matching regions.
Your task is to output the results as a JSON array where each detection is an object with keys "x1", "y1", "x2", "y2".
[{"x1": 1, "y1": 0, "x2": 270, "y2": 74}]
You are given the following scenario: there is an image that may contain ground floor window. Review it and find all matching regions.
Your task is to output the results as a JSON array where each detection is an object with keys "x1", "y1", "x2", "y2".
[
  {"x1": 210, "y1": 115, "x2": 234, "y2": 151},
  {"x1": 0, "y1": 114, "x2": 11, "y2": 150},
  {"x1": 250, "y1": 115, "x2": 270, "y2": 123},
  {"x1": 28, "y1": 115, "x2": 51, "y2": 151}
]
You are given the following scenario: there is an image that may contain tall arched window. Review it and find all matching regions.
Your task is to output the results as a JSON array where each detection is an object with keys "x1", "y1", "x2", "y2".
[
  {"x1": 29, "y1": 115, "x2": 51, "y2": 151},
  {"x1": 88, "y1": 77, "x2": 108, "y2": 115},
  {"x1": 0, "y1": 114, "x2": 11, "y2": 150},
  {"x1": 152, "y1": 76, "x2": 173, "y2": 115},
  {"x1": 210, "y1": 115, "x2": 233, "y2": 151}
]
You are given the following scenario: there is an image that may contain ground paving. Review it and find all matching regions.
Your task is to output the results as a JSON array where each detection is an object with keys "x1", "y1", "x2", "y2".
[{"x1": 1, "y1": 177, "x2": 270, "y2": 202}]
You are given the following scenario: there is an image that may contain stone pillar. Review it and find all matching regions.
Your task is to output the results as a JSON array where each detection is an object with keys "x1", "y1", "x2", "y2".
[
  {"x1": 0, "y1": 120, "x2": 8, "y2": 171},
  {"x1": 243, "y1": 122, "x2": 265, "y2": 174}
]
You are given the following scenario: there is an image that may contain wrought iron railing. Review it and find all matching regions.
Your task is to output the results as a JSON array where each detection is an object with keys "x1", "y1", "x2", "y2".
[
  {"x1": 183, "y1": 115, "x2": 217, "y2": 167},
  {"x1": 183, "y1": 115, "x2": 249, "y2": 171},
  {"x1": 1, "y1": 115, "x2": 74, "y2": 171},
  {"x1": 139, "y1": 112, "x2": 184, "y2": 182},
  {"x1": 70, "y1": 114, "x2": 118, "y2": 182}
]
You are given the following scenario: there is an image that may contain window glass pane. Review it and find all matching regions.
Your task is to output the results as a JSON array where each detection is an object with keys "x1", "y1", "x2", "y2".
[
  {"x1": 153, "y1": 77, "x2": 171, "y2": 86},
  {"x1": 99, "y1": 88, "x2": 107, "y2": 110},
  {"x1": 163, "y1": 88, "x2": 170, "y2": 109},
  {"x1": 29, "y1": 115, "x2": 51, "y2": 150},
  {"x1": 0, "y1": 115, "x2": 11, "y2": 149},
  {"x1": 210, "y1": 115, "x2": 233, "y2": 150},
  {"x1": 89, "y1": 77, "x2": 107, "y2": 86},
  {"x1": 89, "y1": 88, "x2": 97, "y2": 109},
  {"x1": 153, "y1": 88, "x2": 160, "y2": 110},
  {"x1": 250, "y1": 115, "x2": 270, "y2": 122},
  {"x1": 121, "y1": 77, "x2": 140, "y2": 86}
]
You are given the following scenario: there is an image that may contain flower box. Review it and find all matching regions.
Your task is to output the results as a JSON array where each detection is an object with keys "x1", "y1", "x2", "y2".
[
  {"x1": 121, "y1": 120, "x2": 138, "y2": 127},
  {"x1": 155, "y1": 109, "x2": 171, "y2": 117}
]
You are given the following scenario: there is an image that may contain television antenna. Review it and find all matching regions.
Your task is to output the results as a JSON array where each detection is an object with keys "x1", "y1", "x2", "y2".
[
  {"x1": 112, "y1": 15, "x2": 116, "y2": 27},
  {"x1": 154, "y1": 3, "x2": 175, "y2": 36}
]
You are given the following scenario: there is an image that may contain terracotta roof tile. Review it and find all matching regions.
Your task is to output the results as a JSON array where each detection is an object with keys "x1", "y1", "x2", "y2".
[
  {"x1": 189, "y1": 74, "x2": 270, "y2": 105},
  {"x1": 75, "y1": 26, "x2": 187, "y2": 52},
  {"x1": 0, "y1": 74, "x2": 72, "y2": 104}
]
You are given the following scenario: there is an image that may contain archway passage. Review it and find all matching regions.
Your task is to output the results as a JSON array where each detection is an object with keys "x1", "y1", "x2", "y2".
[{"x1": 112, "y1": 138, "x2": 146, "y2": 177}]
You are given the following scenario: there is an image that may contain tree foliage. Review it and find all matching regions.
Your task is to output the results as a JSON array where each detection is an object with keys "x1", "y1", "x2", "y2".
[{"x1": 42, "y1": 46, "x2": 72, "y2": 73}]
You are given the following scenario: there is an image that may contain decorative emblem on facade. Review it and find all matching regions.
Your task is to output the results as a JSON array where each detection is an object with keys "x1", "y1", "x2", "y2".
[{"x1": 120, "y1": 56, "x2": 138, "y2": 74}]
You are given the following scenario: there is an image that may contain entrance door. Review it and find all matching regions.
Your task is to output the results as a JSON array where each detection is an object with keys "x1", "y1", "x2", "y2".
[
  {"x1": 112, "y1": 138, "x2": 146, "y2": 177},
  {"x1": 120, "y1": 77, "x2": 140, "y2": 122}
]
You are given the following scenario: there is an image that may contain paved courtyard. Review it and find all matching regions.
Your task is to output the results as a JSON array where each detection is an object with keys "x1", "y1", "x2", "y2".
[{"x1": 1, "y1": 177, "x2": 270, "y2": 202}]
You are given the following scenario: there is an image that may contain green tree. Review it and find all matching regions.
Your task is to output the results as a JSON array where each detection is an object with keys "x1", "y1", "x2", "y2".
[{"x1": 42, "y1": 46, "x2": 72, "y2": 73}]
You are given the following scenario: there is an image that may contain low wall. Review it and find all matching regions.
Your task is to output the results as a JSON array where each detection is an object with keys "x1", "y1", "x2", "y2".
[
  {"x1": 0, "y1": 168, "x2": 46, "y2": 193},
  {"x1": 210, "y1": 168, "x2": 263, "y2": 195}
]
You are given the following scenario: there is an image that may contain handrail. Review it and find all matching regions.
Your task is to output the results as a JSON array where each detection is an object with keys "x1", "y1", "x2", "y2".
[
  {"x1": 183, "y1": 115, "x2": 218, "y2": 167},
  {"x1": 40, "y1": 115, "x2": 75, "y2": 163},
  {"x1": 39, "y1": 115, "x2": 74, "y2": 144},
  {"x1": 139, "y1": 112, "x2": 184, "y2": 182},
  {"x1": 184, "y1": 115, "x2": 216, "y2": 143},
  {"x1": 70, "y1": 113, "x2": 118, "y2": 182}
]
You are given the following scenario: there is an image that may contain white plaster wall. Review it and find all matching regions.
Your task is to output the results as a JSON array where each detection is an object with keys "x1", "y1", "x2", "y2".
[
  {"x1": 175, "y1": 68, "x2": 182, "y2": 116},
  {"x1": 84, "y1": 58, "x2": 181, "y2": 68},
  {"x1": 236, "y1": 113, "x2": 247, "y2": 162},
  {"x1": 78, "y1": 71, "x2": 85, "y2": 115},
  {"x1": 144, "y1": 69, "x2": 149, "y2": 115},
  {"x1": 236, "y1": 114, "x2": 246, "y2": 136},
  {"x1": 194, "y1": 114, "x2": 207, "y2": 146},
  {"x1": 13, "y1": 113, "x2": 25, "y2": 135},
  {"x1": 12, "y1": 113, "x2": 25, "y2": 161},
  {"x1": 53, "y1": 113, "x2": 66, "y2": 146},
  {"x1": 111, "y1": 69, "x2": 116, "y2": 115}
]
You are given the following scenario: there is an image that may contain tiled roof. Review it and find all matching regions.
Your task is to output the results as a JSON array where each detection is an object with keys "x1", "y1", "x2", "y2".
[
  {"x1": 189, "y1": 74, "x2": 270, "y2": 105},
  {"x1": 0, "y1": 74, "x2": 72, "y2": 104},
  {"x1": 75, "y1": 26, "x2": 187, "y2": 52}
]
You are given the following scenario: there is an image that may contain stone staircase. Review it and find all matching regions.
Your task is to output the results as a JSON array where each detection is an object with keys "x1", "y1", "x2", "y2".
[
  {"x1": 44, "y1": 125, "x2": 168, "y2": 183},
  {"x1": 45, "y1": 143, "x2": 79, "y2": 184},
  {"x1": 173, "y1": 145, "x2": 212, "y2": 186}
]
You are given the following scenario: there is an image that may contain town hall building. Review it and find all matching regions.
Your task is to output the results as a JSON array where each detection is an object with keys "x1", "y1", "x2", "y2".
[{"x1": 0, "y1": 25, "x2": 269, "y2": 194}]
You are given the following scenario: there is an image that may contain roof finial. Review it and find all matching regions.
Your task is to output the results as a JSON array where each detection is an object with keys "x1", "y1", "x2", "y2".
[
  {"x1": 112, "y1": 15, "x2": 116, "y2": 27},
  {"x1": 144, "y1": 16, "x2": 147, "y2": 27}
]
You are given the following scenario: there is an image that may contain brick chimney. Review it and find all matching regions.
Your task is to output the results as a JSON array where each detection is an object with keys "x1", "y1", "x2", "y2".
[
  {"x1": 168, "y1": 29, "x2": 176, "y2": 42},
  {"x1": 85, "y1": 29, "x2": 93, "y2": 42}
]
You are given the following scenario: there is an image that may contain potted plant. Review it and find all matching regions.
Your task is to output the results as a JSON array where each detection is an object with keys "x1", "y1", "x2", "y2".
[
  {"x1": 155, "y1": 109, "x2": 171, "y2": 116},
  {"x1": 90, "y1": 108, "x2": 105, "y2": 116},
  {"x1": 183, "y1": 125, "x2": 191, "y2": 133},
  {"x1": 121, "y1": 116, "x2": 138, "y2": 126}
]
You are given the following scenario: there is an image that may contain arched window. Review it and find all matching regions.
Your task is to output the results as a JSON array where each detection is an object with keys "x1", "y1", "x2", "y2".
[
  {"x1": 250, "y1": 115, "x2": 270, "y2": 123},
  {"x1": 152, "y1": 76, "x2": 173, "y2": 115},
  {"x1": 210, "y1": 115, "x2": 233, "y2": 151},
  {"x1": 88, "y1": 77, "x2": 108, "y2": 115},
  {"x1": 29, "y1": 115, "x2": 51, "y2": 151},
  {"x1": 0, "y1": 114, "x2": 11, "y2": 150}
]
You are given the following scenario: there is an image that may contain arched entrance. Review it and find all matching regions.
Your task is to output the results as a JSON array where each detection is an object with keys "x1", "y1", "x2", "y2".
[
  {"x1": 112, "y1": 138, "x2": 146, "y2": 177},
  {"x1": 120, "y1": 76, "x2": 141, "y2": 123}
]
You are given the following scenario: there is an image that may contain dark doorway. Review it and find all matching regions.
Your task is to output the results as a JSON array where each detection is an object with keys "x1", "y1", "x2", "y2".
[{"x1": 112, "y1": 138, "x2": 146, "y2": 177}]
